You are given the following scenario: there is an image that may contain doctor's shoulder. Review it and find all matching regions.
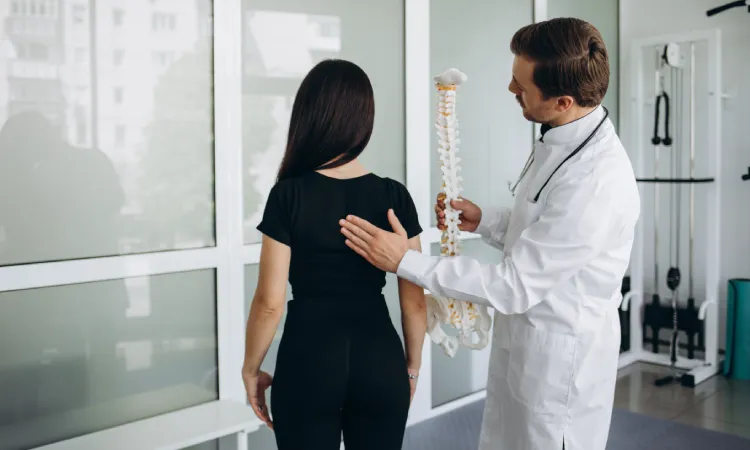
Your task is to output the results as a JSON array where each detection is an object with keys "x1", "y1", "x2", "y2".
[{"x1": 586, "y1": 148, "x2": 641, "y2": 219}]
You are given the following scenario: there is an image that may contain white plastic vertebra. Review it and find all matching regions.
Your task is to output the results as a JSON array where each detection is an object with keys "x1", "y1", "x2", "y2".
[{"x1": 425, "y1": 68, "x2": 493, "y2": 358}]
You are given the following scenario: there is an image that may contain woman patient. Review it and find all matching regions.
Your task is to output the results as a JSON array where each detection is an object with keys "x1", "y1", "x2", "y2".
[{"x1": 241, "y1": 59, "x2": 427, "y2": 450}]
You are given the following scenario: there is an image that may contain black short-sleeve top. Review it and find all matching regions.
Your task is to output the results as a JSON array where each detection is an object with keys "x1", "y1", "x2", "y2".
[{"x1": 257, "y1": 172, "x2": 422, "y2": 300}]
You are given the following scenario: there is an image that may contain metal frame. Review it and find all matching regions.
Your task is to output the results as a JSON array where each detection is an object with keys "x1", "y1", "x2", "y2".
[{"x1": 618, "y1": 28, "x2": 722, "y2": 386}]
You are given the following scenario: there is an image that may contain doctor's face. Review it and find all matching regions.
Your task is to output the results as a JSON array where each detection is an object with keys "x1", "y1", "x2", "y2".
[{"x1": 508, "y1": 55, "x2": 561, "y2": 125}]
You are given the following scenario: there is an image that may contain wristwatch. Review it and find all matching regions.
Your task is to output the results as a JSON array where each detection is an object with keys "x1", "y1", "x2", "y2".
[{"x1": 408, "y1": 372, "x2": 419, "y2": 380}]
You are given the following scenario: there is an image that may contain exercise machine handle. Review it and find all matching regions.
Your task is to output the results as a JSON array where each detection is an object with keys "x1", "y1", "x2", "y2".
[
  {"x1": 707, "y1": 1, "x2": 747, "y2": 16},
  {"x1": 621, "y1": 291, "x2": 639, "y2": 311},
  {"x1": 698, "y1": 299, "x2": 714, "y2": 320}
]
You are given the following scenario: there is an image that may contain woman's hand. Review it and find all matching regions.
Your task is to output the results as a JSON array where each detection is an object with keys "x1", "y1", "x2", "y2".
[
  {"x1": 408, "y1": 369, "x2": 419, "y2": 404},
  {"x1": 243, "y1": 369, "x2": 274, "y2": 429}
]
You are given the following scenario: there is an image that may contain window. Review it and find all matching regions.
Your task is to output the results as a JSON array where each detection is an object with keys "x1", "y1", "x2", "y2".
[
  {"x1": 151, "y1": 13, "x2": 176, "y2": 32},
  {"x1": 72, "y1": 4, "x2": 86, "y2": 24},
  {"x1": 0, "y1": 0, "x2": 215, "y2": 263},
  {"x1": 152, "y1": 51, "x2": 174, "y2": 69},
  {"x1": 74, "y1": 106, "x2": 88, "y2": 146},
  {"x1": 0, "y1": 2, "x2": 217, "y2": 445},
  {"x1": 113, "y1": 49, "x2": 124, "y2": 66},
  {"x1": 115, "y1": 125, "x2": 126, "y2": 146},
  {"x1": 428, "y1": 0, "x2": 533, "y2": 408},
  {"x1": 28, "y1": 43, "x2": 50, "y2": 61},
  {"x1": 0, "y1": 271, "x2": 218, "y2": 449},
  {"x1": 75, "y1": 47, "x2": 87, "y2": 64},
  {"x1": 113, "y1": 87, "x2": 123, "y2": 104},
  {"x1": 112, "y1": 8, "x2": 124, "y2": 26}
]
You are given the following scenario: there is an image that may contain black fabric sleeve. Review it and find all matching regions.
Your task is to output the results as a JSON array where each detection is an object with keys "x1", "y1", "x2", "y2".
[
  {"x1": 389, "y1": 179, "x2": 423, "y2": 239},
  {"x1": 256, "y1": 182, "x2": 292, "y2": 246}
]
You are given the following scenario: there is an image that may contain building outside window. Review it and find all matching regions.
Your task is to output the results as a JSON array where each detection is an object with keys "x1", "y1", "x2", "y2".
[
  {"x1": 151, "y1": 13, "x2": 176, "y2": 32},
  {"x1": 114, "y1": 125, "x2": 126, "y2": 147},
  {"x1": 113, "y1": 49, "x2": 124, "y2": 67},
  {"x1": 72, "y1": 4, "x2": 86, "y2": 24},
  {"x1": 113, "y1": 8, "x2": 124, "y2": 26},
  {"x1": 113, "y1": 87, "x2": 123, "y2": 104}
]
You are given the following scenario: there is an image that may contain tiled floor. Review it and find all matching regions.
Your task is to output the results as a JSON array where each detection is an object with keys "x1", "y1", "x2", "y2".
[{"x1": 615, "y1": 362, "x2": 750, "y2": 439}]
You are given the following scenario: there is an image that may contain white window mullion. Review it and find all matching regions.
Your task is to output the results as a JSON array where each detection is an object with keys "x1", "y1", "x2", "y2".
[
  {"x1": 0, "y1": 248, "x2": 222, "y2": 292},
  {"x1": 404, "y1": 0, "x2": 433, "y2": 426},
  {"x1": 405, "y1": 0, "x2": 432, "y2": 258},
  {"x1": 213, "y1": 0, "x2": 245, "y2": 403}
]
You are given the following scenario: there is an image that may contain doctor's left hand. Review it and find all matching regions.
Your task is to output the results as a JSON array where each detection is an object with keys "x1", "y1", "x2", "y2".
[{"x1": 340, "y1": 209, "x2": 408, "y2": 273}]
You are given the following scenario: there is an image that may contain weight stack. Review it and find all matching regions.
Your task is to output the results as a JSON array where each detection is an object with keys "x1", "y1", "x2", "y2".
[
  {"x1": 724, "y1": 279, "x2": 750, "y2": 380},
  {"x1": 643, "y1": 296, "x2": 703, "y2": 358}
]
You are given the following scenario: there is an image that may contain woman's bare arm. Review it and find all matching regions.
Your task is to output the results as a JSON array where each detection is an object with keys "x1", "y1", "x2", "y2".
[
  {"x1": 399, "y1": 235, "x2": 427, "y2": 387},
  {"x1": 242, "y1": 235, "x2": 290, "y2": 376}
]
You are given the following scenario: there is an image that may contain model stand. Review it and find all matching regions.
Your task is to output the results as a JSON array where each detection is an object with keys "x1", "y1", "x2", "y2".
[
  {"x1": 619, "y1": 30, "x2": 722, "y2": 387},
  {"x1": 425, "y1": 68, "x2": 492, "y2": 358}
]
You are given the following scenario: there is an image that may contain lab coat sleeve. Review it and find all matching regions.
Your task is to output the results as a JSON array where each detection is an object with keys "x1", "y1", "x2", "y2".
[
  {"x1": 397, "y1": 169, "x2": 620, "y2": 314},
  {"x1": 474, "y1": 206, "x2": 512, "y2": 250}
]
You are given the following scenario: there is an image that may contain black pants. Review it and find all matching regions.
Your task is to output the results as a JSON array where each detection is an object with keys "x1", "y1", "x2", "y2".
[{"x1": 271, "y1": 296, "x2": 410, "y2": 450}]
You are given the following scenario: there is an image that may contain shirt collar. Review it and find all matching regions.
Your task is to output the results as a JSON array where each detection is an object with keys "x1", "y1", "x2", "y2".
[{"x1": 538, "y1": 105, "x2": 605, "y2": 146}]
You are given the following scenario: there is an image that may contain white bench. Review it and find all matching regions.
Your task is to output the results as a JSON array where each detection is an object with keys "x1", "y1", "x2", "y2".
[{"x1": 27, "y1": 400, "x2": 261, "y2": 450}]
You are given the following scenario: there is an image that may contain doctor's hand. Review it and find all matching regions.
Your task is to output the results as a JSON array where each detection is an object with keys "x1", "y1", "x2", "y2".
[
  {"x1": 340, "y1": 209, "x2": 408, "y2": 273},
  {"x1": 435, "y1": 193, "x2": 482, "y2": 232}
]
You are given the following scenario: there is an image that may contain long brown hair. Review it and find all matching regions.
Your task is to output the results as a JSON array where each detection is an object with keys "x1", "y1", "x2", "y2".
[{"x1": 276, "y1": 59, "x2": 375, "y2": 181}]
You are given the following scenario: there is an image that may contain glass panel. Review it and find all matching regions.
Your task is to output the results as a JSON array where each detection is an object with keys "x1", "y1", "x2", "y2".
[
  {"x1": 0, "y1": 270, "x2": 218, "y2": 450},
  {"x1": 548, "y1": 0, "x2": 619, "y2": 129},
  {"x1": 430, "y1": 238, "x2": 504, "y2": 407},
  {"x1": 429, "y1": 0, "x2": 534, "y2": 227},
  {"x1": 242, "y1": 0, "x2": 406, "y2": 243},
  {"x1": 0, "y1": 1, "x2": 216, "y2": 266}
]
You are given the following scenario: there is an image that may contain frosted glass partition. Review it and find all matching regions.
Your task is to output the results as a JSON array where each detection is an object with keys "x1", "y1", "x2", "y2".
[
  {"x1": 0, "y1": 270, "x2": 218, "y2": 450},
  {"x1": 430, "y1": 238, "x2": 504, "y2": 407},
  {"x1": 0, "y1": 0, "x2": 216, "y2": 266},
  {"x1": 241, "y1": 0, "x2": 406, "y2": 243},
  {"x1": 429, "y1": 0, "x2": 533, "y2": 227},
  {"x1": 548, "y1": 0, "x2": 619, "y2": 129},
  {"x1": 244, "y1": 264, "x2": 402, "y2": 450}
]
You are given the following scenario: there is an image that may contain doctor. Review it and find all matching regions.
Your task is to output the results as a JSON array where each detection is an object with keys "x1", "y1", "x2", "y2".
[{"x1": 340, "y1": 18, "x2": 640, "y2": 450}]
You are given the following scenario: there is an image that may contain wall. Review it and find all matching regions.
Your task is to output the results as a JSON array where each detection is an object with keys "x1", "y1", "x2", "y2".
[{"x1": 619, "y1": 0, "x2": 750, "y2": 350}]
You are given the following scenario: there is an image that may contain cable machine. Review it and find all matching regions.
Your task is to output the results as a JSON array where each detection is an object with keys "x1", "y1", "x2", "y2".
[{"x1": 619, "y1": 29, "x2": 723, "y2": 388}]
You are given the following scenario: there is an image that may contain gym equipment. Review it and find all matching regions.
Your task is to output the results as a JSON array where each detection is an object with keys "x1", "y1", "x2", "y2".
[
  {"x1": 724, "y1": 279, "x2": 750, "y2": 380},
  {"x1": 619, "y1": 29, "x2": 722, "y2": 388},
  {"x1": 706, "y1": 1, "x2": 749, "y2": 16}
]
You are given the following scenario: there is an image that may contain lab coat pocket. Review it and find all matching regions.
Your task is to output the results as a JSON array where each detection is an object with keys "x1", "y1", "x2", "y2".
[{"x1": 507, "y1": 319, "x2": 575, "y2": 419}]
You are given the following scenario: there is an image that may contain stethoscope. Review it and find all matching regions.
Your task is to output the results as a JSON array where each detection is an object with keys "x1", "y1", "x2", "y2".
[{"x1": 508, "y1": 107, "x2": 610, "y2": 203}]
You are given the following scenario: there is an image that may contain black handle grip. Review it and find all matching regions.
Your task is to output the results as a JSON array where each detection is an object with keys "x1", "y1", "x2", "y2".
[{"x1": 707, "y1": 1, "x2": 746, "y2": 16}]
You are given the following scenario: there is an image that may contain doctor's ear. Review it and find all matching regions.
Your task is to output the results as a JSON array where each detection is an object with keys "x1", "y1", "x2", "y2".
[{"x1": 554, "y1": 96, "x2": 575, "y2": 112}]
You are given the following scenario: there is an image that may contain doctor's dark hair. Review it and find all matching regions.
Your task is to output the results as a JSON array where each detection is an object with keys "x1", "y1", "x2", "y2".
[
  {"x1": 510, "y1": 18, "x2": 609, "y2": 107},
  {"x1": 276, "y1": 59, "x2": 375, "y2": 182}
]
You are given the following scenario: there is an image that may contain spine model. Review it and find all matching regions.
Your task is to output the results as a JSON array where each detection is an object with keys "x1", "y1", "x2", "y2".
[{"x1": 426, "y1": 69, "x2": 492, "y2": 357}]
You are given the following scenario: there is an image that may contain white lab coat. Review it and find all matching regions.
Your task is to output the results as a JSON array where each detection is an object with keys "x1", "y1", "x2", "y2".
[{"x1": 398, "y1": 106, "x2": 640, "y2": 450}]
